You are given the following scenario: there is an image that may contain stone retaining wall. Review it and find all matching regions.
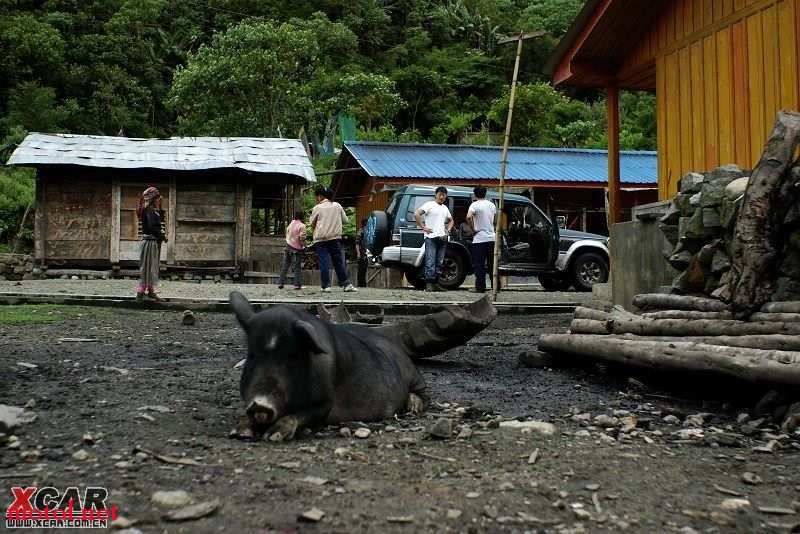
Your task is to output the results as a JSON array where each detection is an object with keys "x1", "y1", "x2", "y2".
[{"x1": 0, "y1": 253, "x2": 36, "y2": 281}]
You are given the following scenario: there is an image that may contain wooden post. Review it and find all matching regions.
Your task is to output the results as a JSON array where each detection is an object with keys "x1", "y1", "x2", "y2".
[
  {"x1": 110, "y1": 178, "x2": 121, "y2": 265},
  {"x1": 35, "y1": 176, "x2": 45, "y2": 267},
  {"x1": 167, "y1": 176, "x2": 177, "y2": 264},
  {"x1": 606, "y1": 85, "x2": 621, "y2": 227}
]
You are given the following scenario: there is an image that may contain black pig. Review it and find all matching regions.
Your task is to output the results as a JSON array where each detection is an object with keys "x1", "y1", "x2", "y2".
[{"x1": 230, "y1": 291, "x2": 428, "y2": 441}]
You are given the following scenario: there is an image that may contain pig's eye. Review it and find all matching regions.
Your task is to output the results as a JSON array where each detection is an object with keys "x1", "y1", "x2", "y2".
[{"x1": 264, "y1": 335, "x2": 278, "y2": 351}]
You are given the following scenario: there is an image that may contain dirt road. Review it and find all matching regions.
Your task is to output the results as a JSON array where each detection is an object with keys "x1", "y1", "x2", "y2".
[{"x1": 1, "y1": 305, "x2": 798, "y2": 532}]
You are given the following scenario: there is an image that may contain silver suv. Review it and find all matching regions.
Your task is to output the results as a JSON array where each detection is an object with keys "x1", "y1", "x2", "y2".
[{"x1": 366, "y1": 184, "x2": 610, "y2": 291}]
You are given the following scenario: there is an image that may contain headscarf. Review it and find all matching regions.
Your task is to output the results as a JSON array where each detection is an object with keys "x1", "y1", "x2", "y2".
[{"x1": 136, "y1": 186, "x2": 161, "y2": 218}]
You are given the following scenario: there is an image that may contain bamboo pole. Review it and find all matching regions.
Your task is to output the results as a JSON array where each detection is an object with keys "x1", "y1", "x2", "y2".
[{"x1": 491, "y1": 31, "x2": 544, "y2": 302}]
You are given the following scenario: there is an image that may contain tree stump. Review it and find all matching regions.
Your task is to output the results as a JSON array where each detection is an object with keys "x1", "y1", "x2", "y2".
[{"x1": 728, "y1": 110, "x2": 800, "y2": 318}]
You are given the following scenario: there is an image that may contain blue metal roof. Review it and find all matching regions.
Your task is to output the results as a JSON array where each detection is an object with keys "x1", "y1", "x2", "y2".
[{"x1": 344, "y1": 141, "x2": 656, "y2": 185}]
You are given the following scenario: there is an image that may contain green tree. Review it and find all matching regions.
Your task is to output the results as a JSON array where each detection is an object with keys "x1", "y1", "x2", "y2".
[
  {"x1": 487, "y1": 82, "x2": 563, "y2": 146},
  {"x1": 168, "y1": 19, "x2": 323, "y2": 137},
  {"x1": 329, "y1": 73, "x2": 405, "y2": 132}
]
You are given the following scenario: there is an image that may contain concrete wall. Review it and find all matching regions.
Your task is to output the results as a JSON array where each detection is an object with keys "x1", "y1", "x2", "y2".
[{"x1": 610, "y1": 201, "x2": 678, "y2": 310}]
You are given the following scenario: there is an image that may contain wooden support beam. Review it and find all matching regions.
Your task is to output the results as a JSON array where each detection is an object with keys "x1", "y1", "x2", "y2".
[
  {"x1": 606, "y1": 85, "x2": 621, "y2": 226},
  {"x1": 110, "y1": 179, "x2": 120, "y2": 264}
]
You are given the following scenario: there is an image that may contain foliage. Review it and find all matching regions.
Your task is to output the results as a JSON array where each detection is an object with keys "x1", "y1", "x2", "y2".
[
  {"x1": 0, "y1": 0, "x2": 661, "y2": 246},
  {"x1": 328, "y1": 73, "x2": 405, "y2": 132},
  {"x1": 168, "y1": 19, "x2": 324, "y2": 137},
  {"x1": 0, "y1": 166, "x2": 36, "y2": 251}
]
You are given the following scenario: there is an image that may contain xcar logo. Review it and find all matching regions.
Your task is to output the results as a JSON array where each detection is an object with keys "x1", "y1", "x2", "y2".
[{"x1": 5, "y1": 486, "x2": 118, "y2": 529}]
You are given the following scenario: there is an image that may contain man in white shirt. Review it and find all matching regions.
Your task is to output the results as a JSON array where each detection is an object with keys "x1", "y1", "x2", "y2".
[
  {"x1": 466, "y1": 186, "x2": 497, "y2": 293},
  {"x1": 414, "y1": 186, "x2": 453, "y2": 292}
]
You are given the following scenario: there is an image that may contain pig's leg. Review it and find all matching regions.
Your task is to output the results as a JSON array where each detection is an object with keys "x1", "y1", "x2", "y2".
[
  {"x1": 230, "y1": 419, "x2": 259, "y2": 440},
  {"x1": 406, "y1": 373, "x2": 428, "y2": 415},
  {"x1": 406, "y1": 393, "x2": 425, "y2": 415},
  {"x1": 267, "y1": 403, "x2": 332, "y2": 442}
]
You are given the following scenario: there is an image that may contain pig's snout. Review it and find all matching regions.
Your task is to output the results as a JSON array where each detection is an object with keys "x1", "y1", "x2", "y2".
[{"x1": 246, "y1": 396, "x2": 277, "y2": 427}]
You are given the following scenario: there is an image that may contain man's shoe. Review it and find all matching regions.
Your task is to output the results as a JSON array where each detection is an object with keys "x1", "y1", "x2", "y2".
[
  {"x1": 293, "y1": 285, "x2": 302, "y2": 290},
  {"x1": 432, "y1": 283, "x2": 447, "y2": 292},
  {"x1": 321, "y1": 287, "x2": 332, "y2": 293},
  {"x1": 277, "y1": 284, "x2": 284, "y2": 289},
  {"x1": 343, "y1": 284, "x2": 358, "y2": 292}
]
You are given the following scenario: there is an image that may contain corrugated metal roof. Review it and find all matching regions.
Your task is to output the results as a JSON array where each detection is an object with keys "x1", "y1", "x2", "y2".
[
  {"x1": 7, "y1": 133, "x2": 316, "y2": 182},
  {"x1": 344, "y1": 141, "x2": 656, "y2": 185}
]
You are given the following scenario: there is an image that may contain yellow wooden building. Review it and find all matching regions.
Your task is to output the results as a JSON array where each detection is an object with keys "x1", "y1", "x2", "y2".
[{"x1": 548, "y1": 0, "x2": 800, "y2": 208}]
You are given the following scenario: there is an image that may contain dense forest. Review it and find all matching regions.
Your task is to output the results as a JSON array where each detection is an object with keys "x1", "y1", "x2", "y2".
[{"x1": 0, "y1": 0, "x2": 657, "y2": 250}]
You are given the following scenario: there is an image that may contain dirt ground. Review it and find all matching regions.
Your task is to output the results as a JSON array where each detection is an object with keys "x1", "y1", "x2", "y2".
[{"x1": 1, "y1": 305, "x2": 799, "y2": 533}]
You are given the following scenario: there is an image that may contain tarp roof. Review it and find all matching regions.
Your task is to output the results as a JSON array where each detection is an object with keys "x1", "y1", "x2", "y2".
[
  {"x1": 342, "y1": 141, "x2": 656, "y2": 185},
  {"x1": 7, "y1": 133, "x2": 316, "y2": 182}
]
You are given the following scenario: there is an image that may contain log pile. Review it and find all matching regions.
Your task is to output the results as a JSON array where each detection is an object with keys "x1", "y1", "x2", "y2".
[
  {"x1": 659, "y1": 110, "x2": 800, "y2": 318},
  {"x1": 539, "y1": 294, "x2": 800, "y2": 385},
  {"x1": 540, "y1": 294, "x2": 800, "y2": 387},
  {"x1": 538, "y1": 293, "x2": 800, "y2": 431}
]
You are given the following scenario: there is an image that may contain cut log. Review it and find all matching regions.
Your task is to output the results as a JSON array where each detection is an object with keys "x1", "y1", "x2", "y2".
[
  {"x1": 607, "y1": 333, "x2": 800, "y2": 351},
  {"x1": 748, "y1": 312, "x2": 800, "y2": 322},
  {"x1": 632, "y1": 293, "x2": 729, "y2": 312},
  {"x1": 569, "y1": 318, "x2": 609, "y2": 335},
  {"x1": 728, "y1": 110, "x2": 800, "y2": 318},
  {"x1": 572, "y1": 306, "x2": 610, "y2": 321},
  {"x1": 760, "y1": 301, "x2": 800, "y2": 313},
  {"x1": 640, "y1": 310, "x2": 733, "y2": 320},
  {"x1": 538, "y1": 334, "x2": 800, "y2": 385},
  {"x1": 607, "y1": 313, "x2": 800, "y2": 336}
]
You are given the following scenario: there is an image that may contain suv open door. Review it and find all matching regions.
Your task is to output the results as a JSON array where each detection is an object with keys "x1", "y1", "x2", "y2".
[{"x1": 498, "y1": 200, "x2": 559, "y2": 274}]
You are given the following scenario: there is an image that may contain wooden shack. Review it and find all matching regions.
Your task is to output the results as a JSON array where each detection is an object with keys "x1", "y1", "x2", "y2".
[
  {"x1": 7, "y1": 133, "x2": 315, "y2": 272},
  {"x1": 547, "y1": 0, "x2": 800, "y2": 202}
]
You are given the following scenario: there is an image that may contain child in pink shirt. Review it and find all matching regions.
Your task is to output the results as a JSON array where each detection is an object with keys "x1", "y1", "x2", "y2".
[{"x1": 278, "y1": 211, "x2": 307, "y2": 289}]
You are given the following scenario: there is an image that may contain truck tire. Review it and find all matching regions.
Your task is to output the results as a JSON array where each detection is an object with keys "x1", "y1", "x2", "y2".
[
  {"x1": 571, "y1": 252, "x2": 609, "y2": 291},
  {"x1": 537, "y1": 274, "x2": 572, "y2": 291},
  {"x1": 365, "y1": 210, "x2": 389, "y2": 256},
  {"x1": 437, "y1": 249, "x2": 467, "y2": 290}
]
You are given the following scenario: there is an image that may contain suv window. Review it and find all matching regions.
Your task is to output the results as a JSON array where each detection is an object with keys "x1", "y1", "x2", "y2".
[
  {"x1": 385, "y1": 195, "x2": 399, "y2": 221},
  {"x1": 404, "y1": 195, "x2": 430, "y2": 224}
]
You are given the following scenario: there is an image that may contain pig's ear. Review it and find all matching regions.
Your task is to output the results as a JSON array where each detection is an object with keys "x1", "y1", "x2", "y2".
[
  {"x1": 293, "y1": 320, "x2": 332, "y2": 355},
  {"x1": 230, "y1": 291, "x2": 254, "y2": 331}
]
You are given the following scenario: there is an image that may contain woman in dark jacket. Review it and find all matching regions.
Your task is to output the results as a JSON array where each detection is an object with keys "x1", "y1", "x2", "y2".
[{"x1": 136, "y1": 186, "x2": 167, "y2": 301}]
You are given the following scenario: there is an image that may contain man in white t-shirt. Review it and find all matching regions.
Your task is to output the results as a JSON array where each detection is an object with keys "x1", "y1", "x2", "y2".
[
  {"x1": 466, "y1": 186, "x2": 497, "y2": 293},
  {"x1": 414, "y1": 186, "x2": 453, "y2": 292}
]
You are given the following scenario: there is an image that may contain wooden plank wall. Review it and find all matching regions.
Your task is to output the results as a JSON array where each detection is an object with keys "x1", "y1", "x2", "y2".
[
  {"x1": 649, "y1": 0, "x2": 799, "y2": 198},
  {"x1": 43, "y1": 178, "x2": 112, "y2": 260},
  {"x1": 174, "y1": 182, "x2": 237, "y2": 263}
]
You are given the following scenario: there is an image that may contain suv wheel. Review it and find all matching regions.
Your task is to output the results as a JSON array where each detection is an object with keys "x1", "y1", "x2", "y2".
[
  {"x1": 571, "y1": 252, "x2": 609, "y2": 291},
  {"x1": 404, "y1": 267, "x2": 426, "y2": 290},
  {"x1": 538, "y1": 274, "x2": 572, "y2": 291},
  {"x1": 365, "y1": 210, "x2": 390, "y2": 256},
  {"x1": 437, "y1": 249, "x2": 467, "y2": 290}
]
